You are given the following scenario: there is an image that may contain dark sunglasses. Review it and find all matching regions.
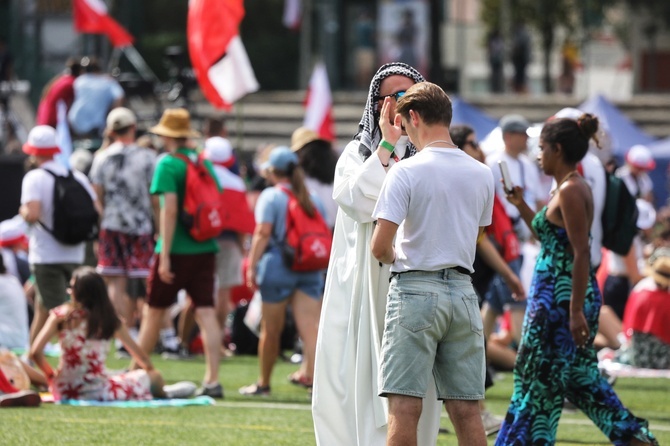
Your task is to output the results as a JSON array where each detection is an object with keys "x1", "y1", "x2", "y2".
[
  {"x1": 375, "y1": 90, "x2": 406, "y2": 101},
  {"x1": 464, "y1": 140, "x2": 480, "y2": 148}
]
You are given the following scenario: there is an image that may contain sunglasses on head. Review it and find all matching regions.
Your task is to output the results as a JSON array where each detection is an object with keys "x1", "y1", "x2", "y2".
[{"x1": 375, "y1": 90, "x2": 406, "y2": 101}]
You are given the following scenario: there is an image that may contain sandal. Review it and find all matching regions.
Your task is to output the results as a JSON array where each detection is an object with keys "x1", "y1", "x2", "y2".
[
  {"x1": 288, "y1": 372, "x2": 313, "y2": 388},
  {"x1": 238, "y1": 383, "x2": 271, "y2": 396}
]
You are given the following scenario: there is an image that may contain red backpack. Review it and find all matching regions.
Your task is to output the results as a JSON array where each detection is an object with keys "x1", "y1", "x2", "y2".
[
  {"x1": 277, "y1": 185, "x2": 332, "y2": 272},
  {"x1": 173, "y1": 153, "x2": 224, "y2": 241}
]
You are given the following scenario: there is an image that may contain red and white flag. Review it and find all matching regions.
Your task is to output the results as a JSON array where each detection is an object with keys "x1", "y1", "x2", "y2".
[
  {"x1": 73, "y1": 0, "x2": 134, "y2": 48},
  {"x1": 188, "y1": 0, "x2": 259, "y2": 110},
  {"x1": 303, "y1": 62, "x2": 335, "y2": 141},
  {"x1": 283, "y1": 0, "x2": 302, "y2": 30}
]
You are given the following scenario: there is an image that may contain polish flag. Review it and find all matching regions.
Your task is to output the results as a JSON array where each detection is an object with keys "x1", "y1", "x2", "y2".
[
  {"x1": 73, "y1": 0, "x2": 134, "y2": 48},
  {"x1": 303, "y1": 62, "x2": 335, "y2": 141},
  {"x1": 283, "y1": 0, "x2": 302, "y2": 30},
  {"x1": 188, "y1": 0, "x2": 259, "y2": 110}
]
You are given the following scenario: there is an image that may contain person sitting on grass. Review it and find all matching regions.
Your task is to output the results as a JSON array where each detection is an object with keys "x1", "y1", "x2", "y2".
[{"x1": 30, "y1": 267, "x2": 195, "y2": 401}]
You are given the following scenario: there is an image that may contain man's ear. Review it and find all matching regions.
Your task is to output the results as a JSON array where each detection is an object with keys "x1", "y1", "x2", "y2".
[{"x1": 409, "y1": 109, "x2": 419, "y2": 126}]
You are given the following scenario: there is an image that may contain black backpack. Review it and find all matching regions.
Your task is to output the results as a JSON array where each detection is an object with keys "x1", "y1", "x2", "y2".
[
  {"x1": 40, "y1": 169, "x2": 99, "y2": 245},
  {"x1": 601, "y1": 172, "x2": 639, "y2": 256}
]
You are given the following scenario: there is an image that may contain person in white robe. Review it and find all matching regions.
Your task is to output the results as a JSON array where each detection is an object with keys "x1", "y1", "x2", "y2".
[{"x1": 312, "y1": 63, "x2": 442, "y2": 446}]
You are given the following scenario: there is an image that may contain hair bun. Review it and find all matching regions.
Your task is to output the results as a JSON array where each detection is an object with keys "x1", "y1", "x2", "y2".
[{"x1": 577, "y1": 113, "x2": 599, "y2": 140}]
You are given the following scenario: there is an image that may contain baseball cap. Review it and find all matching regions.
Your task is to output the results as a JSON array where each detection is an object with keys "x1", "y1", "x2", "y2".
[
  {"x1": 626, "y1": 145, "x2": 656, "y2": 171},
  {"x1": 264, "y1": 146, "x2": 299, "y2": 172},
  {"x1": 106, "y1": 107, "x2": 137, "y2": 132},
  {"x1": 203, "y1": 137, "x2": 235, "y2": 165},
  {"x1": 22, "y1": 125, "x2": 61, "y2": 156},
  {"x1": 500, "y1": 114, "x2": 530, "y2": 134}
]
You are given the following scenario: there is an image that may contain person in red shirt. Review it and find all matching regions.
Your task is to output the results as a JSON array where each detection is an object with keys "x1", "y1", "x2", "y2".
[
  {"x1": 622, "y1": 248, "x2": 670, "y2": 369},
  {"x1": 36, "y1": 58, "x2": 82, "y2": 127}
]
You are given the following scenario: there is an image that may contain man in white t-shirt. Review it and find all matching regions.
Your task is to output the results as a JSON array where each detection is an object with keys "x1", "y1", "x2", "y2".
[
  {"x1": 371, "y1": 82, "x2": 494, "y2": 446},
  {"x1": 19, "y1": 125, "x2": 98, "y2": 344},
  {"x1": 486, "y1": 114, "x2": 544, "y2": 242},
  {"x1": 617, "y1": 144, "x2": 655, "y2": 203}
]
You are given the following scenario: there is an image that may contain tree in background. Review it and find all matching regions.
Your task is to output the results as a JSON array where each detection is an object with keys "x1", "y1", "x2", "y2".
[{"x1": 480, "y1": 0, "x2": 617, "y2": 93}]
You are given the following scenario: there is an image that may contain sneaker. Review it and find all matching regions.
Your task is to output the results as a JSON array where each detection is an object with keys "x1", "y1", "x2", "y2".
[
  {"x1": 195, "y1": 382, "x2": 224, "y2": 399},
  {"x1": 481, "y1": 410, "x2": 503, "y2": 436},
  {"x1": 163, "y1": 381, "x2": 197, "y2": 399},
  {"x1": 161, "y1": 345, "x2": 192, "y2": 360},
  {"x1": 0, "y1": 390, "x2": 41, "y2": 407},
  {"x1": 238, "y1": 383, "x2": 271, "y2": 397}
]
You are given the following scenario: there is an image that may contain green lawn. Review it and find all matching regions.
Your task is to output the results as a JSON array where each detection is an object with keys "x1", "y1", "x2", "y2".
[{"x1": 2, "y1": 354, "x2": 668, "y2": 445}]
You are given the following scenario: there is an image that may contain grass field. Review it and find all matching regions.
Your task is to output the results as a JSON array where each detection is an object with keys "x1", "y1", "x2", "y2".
[{"x1": 2, "y1": 353, "x2": 669, "y2": 445}]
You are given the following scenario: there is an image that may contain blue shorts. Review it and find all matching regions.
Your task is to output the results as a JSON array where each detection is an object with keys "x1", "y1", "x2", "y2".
[
  {"x1": 484, "y1": 257, "x2": 526, "y2": 314},
  {"x1": 379, "y1": 269, "x2": 485, "y2": 401},
  {"x1": 255, "y1": 247, "x2": 323, "y2": 303}
]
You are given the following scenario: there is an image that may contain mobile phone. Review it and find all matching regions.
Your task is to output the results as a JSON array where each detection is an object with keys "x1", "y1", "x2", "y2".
[{"x1": 498, "y1": 160, "x2": 514, "y2": 194}]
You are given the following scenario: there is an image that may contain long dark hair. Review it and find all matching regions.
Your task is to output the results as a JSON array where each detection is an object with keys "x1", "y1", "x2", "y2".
[
  {"x1": 297, "y1": 140, "x2": 337, "y2": 184},
  {"x1": 70, "y1": 267, "x2": 121, "y2": 340},
  {"x1": 273, "y1": 163, "x2": 316, "y2": 218}
]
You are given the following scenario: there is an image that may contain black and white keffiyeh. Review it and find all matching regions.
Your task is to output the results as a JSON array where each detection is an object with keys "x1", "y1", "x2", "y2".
[{"x1": 354, "y1": 62, "x2": 425, "y2": 161}]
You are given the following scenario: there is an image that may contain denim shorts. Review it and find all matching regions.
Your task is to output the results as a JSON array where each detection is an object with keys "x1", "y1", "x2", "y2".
[
  {"x1": 484, "y1": 256, "x2": 526, "y2": 314},
  {"x1": 255, "y1": 247, "x2": 323, "y2": 303},
  {"x1": 379, "y1": 269, "x2": 485, "y2": 401}
]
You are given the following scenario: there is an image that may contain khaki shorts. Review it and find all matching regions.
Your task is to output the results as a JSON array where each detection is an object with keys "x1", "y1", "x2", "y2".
[
  {"x1": 215, "y1": 238, "x2": 244, "y2": 289},
  {"x1": 32, "y1": 263, "x2": 79, "y2": 310}
]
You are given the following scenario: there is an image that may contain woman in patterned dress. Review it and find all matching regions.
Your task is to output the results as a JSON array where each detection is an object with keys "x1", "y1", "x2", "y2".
[
  {"x1": 30, "y1": 267, "x2": 181, "y2": 401},
  {"x1": 495, "y1": 114, "x2": 658, "y2": 445}
]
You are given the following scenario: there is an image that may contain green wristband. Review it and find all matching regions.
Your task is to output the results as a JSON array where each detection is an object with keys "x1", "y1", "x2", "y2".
[{"x1": 379, "y1": 139, "x2": 395, "y2": 153}]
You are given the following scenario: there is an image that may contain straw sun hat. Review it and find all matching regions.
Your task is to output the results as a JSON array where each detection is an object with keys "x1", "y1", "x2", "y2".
[{"x1": 150, "y1": 108, "x2": 201, "y2": 138}]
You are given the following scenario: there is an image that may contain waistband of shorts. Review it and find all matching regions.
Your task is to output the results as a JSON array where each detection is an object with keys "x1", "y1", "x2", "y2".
[{"x1": 390, "y1": 266, "x2": 471, "y2": 280}]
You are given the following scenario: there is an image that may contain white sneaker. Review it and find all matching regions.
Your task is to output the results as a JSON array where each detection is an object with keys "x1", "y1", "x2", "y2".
[
  {"x1": 481, "y1": 410, "x2": 503, "y2": 436},
  {"x1": 163, "y1": 381, "x2": 197, "y2": 399}
]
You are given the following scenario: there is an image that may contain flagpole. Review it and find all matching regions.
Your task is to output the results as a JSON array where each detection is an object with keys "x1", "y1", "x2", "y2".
[{"x1": 299, "y1": 0, "x2": 313, "y2": 89}]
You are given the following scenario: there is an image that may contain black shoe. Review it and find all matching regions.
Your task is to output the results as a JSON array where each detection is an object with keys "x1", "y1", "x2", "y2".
[
  {"x1": 161, "y1": 346, "x2": 192, "y2": 360},
  {"x1": 195, "y1": 383, "x2": 224, "y2": 399}
]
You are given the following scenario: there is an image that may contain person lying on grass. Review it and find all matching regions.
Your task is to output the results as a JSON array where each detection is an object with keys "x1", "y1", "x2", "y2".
[{"x1": 30, "y1": 267, "x2": 194, "y2": 401}]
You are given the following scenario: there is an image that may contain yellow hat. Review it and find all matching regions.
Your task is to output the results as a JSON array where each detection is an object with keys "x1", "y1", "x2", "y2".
[
  {"x1": 290, "y1": 127, "x2": 327, "y2": 152},
  {"x1": 150, "y1": 108, "x2": 201, "y2": 138}
]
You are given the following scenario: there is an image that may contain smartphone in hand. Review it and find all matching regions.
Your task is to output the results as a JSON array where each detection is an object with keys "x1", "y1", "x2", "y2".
[{"x1": 498, "y1": 160, "x2": 514, "y2": 194}]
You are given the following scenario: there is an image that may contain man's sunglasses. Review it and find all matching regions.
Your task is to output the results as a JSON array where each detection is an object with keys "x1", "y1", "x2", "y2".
[{"x1": 375, "y1": 90, "x2": 406, "y2": 101}]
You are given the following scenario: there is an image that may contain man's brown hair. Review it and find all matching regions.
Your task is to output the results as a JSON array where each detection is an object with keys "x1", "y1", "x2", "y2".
[{"x1": 395, "y1": 82, "x2": 452, "y2": 127}]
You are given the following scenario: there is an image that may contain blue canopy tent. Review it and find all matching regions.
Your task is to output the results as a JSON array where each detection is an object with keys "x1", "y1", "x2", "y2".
[
  {"x1": 578, "y1": 95, "x2": 656, "y2": 157},
  {"x1": 649, "y1": 137, "x2": 670, "y2": 207},
  {"x1": 579, "y1": 95, "x2": 667, "y2": 206},
  {"x1": 451, "y1": 97, "x2": 498, "y2": 143}
]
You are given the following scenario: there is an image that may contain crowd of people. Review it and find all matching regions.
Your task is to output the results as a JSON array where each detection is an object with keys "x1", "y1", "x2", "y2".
[{"x1": 0, "y1": 58, "x2": 666, "y2": 445}]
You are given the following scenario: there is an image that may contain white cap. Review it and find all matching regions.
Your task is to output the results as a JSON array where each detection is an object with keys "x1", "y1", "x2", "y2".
[
  {"x1": 626, "y1": 145, "x2": 656, "y2": 171},
  {"x1": 203, "y1": 137, "x2": 234, "y2": 164},
  {"x1": 106, "y1": 107, "x2": 137, "y2": 132},
  {"x1": 22, "y1": 125, "x2": 60, "y2": 156}
]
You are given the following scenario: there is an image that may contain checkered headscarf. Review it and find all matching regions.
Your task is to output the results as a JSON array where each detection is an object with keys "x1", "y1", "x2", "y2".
[{"x1": 355, "y1": 62, "x2": 425, "y2": 160}]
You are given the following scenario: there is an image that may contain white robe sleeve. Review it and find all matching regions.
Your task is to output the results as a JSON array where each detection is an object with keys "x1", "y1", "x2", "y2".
[{"x1": 332, "y1": 140, "x2": 389, "y2": 224}]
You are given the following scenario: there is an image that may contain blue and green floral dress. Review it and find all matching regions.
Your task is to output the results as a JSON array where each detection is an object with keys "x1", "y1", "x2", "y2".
[{"x1": 495, "y1": 208, "x2": 657, "y2": 446}]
